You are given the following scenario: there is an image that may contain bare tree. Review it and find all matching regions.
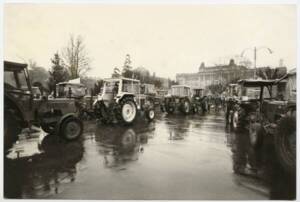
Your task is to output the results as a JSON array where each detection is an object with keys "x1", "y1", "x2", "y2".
[{"x1": 62, "y1": 35, "x2": 91, "y2": 79}]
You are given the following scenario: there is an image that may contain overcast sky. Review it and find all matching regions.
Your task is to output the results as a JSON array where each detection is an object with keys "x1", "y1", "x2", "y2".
[{"x1": 4, "y1": 4, "x2": 297, "y2": 79}]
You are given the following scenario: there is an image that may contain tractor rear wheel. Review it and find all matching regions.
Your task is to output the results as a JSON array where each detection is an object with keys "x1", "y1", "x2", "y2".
[
  {"x1": 275, "y1": 114, "x2": 296, "y2": 174},
  {"x1": 4, "y1": 109, "x2": 22, "y2": 151},
  {"x1": 119, "y1": 97, "x2": 137, "y2": 124}
]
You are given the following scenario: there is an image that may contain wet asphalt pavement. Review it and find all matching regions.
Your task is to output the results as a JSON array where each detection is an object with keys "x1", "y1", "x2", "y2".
[{"x1": 4, "y1": 110, "x2": 296, "y2": 200}]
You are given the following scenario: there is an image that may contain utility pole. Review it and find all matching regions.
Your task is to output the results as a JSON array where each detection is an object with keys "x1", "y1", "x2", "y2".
[
  {"x1": 254, "y1": 47, "x2": 257, "y2": 78},
  {"x1": 241, "y1": 46, "x2": 273, "y2": 79}
]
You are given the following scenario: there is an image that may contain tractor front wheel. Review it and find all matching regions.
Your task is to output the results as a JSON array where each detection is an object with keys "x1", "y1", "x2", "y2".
[
  {"x1": 146, "y1": 108, "x2": 155, "y2": 121},
  {"x1": 60, "y1": 117, "x2": 83, "y2": 141}
]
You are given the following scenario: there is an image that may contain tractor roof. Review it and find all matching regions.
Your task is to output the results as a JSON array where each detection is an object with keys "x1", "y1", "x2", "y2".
[
  {"x1": 4, "y1": 60, "x2": 27, "y2": 71},
  {"x1": 237, "y1": 79, "x2": 286, "y2": 87},
  {"x1": 56, "y1": 82, "x2": 85, "y2": 87},
  {"x1": 171, "y1": 85, "x2": 191, "y2": 88}
]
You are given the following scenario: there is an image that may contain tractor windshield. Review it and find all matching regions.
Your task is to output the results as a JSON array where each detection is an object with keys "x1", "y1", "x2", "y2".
[
  {"x1": 4, "y1": 69, "x2": 29, "y2": 91},
  {"x1": 104, "y1": 81, "x2": 119, "y2": 94},
  {"x1": 122, "y1": 80, "x2": 140, "y2": 94},
  {"x1": 238, "y1": 86, "x2": 271, "y2": 100},
  {"x1": 172, "y1": 87, "x2": 190, "y2": 97}
]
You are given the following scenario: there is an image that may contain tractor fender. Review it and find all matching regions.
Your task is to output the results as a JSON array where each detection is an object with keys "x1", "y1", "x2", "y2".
[
  {"x1": 116, "y1": 94, "x2": 136, "y2": 104},
  {"x1": 54, "y1": 113, "x2": 78, "y2": 135}
]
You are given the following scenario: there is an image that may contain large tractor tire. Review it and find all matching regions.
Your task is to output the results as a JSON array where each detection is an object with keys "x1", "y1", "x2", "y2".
[
  {"x1": 181, "y1": 99, "x2": 191, "y2": 115},
  {"x1": 119, "y1": 97, "x2": 137, "y2": 125},
  {"x1": 60, "y1": 116, "x2": 83, "y2": 141},
  {"x1": 4, "y1": 109, "x2": 22, "y2": 151},
  {"x1": 274, "y1": 114, "x2": 296, "y2": 174}
]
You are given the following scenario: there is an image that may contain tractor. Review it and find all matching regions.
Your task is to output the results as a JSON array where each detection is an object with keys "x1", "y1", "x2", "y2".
[
  {"x1": 55, "y1": 81, "x2": 96, "y2": 120},
  {"x1": 231, "y1": 74, "x2": 296, "y2": 174},
  {"x1": 162, "y1": 85, "x2": 196, "y2": 115},
  {"x1": 192, "y1": 88, "x2": 208, "y2": 114},
  {"x1": 93, "y1": 77, "x2": 155, "y2": 124},
  {"x1": 155, "y1": 89, "x2": 168, "y2": 106},
  {"x1": 4, "y1": 61, "x2": 83, "y2": 151}
]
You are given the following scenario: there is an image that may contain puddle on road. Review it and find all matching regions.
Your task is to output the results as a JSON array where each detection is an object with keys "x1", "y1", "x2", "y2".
[{"x1": 4, "y1": 113, "x2": 296, "y2": 199}]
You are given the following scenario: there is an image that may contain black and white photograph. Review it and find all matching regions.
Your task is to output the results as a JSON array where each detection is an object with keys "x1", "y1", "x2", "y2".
[{"x1": 3, "y1": 1, "x2": 297, "y2": 200}]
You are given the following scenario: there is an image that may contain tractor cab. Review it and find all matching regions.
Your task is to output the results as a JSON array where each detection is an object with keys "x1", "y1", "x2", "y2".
[
  {"x1": 4, "y1": 61, "x2": 33, "y2": 109},
  {"x1": 170, "y1": 85, "x2": 192, "y2": 98},
  {"x1": 192, "y1": 88, "x2": 204, "y2": 99},
  {"x1": 56, "y1": 82, "x2": 87, "y2": 98},
  {"x1": 99, "y1": 78, "x2": 140, "y2": 105}
]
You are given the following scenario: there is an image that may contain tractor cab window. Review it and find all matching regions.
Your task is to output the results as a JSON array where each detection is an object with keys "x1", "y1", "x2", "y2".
[
  {"x1": 104, "y1": 81, "x2": 119, "y2": 94},
  {"x1": 18, "y1": 70, "x2": 29, "y2": 90},
  {"x1": 122, "y1": 80, "x2": 139, "y2": 94},
  {"x1": 4, "y1": 69, "x2": 29, "y2": 91},
  {"x1": 4, "y1": 71, "x2": 17, "y2": 89},
  {"x1": 239, "y1": 87, "x2": 261, "y2": 100}
]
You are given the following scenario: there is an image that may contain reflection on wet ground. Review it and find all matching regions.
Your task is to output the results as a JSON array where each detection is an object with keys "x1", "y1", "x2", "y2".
[{"x1": 4, "y1": 111, "x2": 295, "y2": 199}]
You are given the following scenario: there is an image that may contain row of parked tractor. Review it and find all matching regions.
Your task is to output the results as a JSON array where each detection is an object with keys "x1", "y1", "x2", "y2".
[
  {"x1": 224, "y1": 71, "x2": 296, "y2": 175},
  {"x1": 4, "y1": 59, "x2": 296, "y2": 177},
  {"x1": 4, "y1": 60, "x2": 209, "y2": 151}
]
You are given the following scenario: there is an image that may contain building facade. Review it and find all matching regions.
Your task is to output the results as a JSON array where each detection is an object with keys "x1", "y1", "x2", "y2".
[{"x1": 176, "y1": 59, "x2": 255, "y2": 89}]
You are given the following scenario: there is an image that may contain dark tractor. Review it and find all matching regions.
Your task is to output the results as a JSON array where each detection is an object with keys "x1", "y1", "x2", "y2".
[
  {"x1": 93, "y1": 77, "x2": 155, "y2": 125},
  {"x1": 162, "y1": 85, "x2": 195, "y2": 115},
  {"x1": 231, "y1": 75, "x2": 296, "y2": 174},
  {"x1": 155, "y1": 89, "x2": 168, "y2": 107},
  {"x1": 4, "y1": 61, "x2": 83, "y2": 151},
  {"x1": 192, "y1": 88, "x2": 208, "y2": 114}
]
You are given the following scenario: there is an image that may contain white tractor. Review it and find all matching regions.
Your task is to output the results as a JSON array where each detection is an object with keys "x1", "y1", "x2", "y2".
[{"x1": 93, "y1": 77, "x2": 155, "y2": 124}]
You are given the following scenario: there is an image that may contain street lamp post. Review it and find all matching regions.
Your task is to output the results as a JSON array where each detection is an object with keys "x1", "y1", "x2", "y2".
[{"x1": 241, "y1": 46, "x2": 273, "y2": 79}]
